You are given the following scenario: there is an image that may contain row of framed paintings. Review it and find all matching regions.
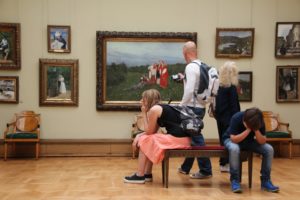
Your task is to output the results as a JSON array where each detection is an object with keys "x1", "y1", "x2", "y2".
[
  {"x1": 95, "y1": 30, "x2": 300, "y2": 111},
  {"x1": 216, "y1": 22, "x2": 300, "y2": 58},
  {"x1": 0, "y1": 22, "x2": 299, "y2": 71},
  {"x1": 1, "y1": 65, "x2": 298, "y2": 106},
  {"x1": 0, "y1": 23, "x2": 71, "y2": 70},
  {"x1": 0, "y1": 59, "x2": 78, "y2": 106}
]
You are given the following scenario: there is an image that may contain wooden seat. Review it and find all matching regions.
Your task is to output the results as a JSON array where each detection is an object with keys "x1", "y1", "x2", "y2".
[
  {"x1": 161, "y1": 146, "x2": 253, "y2": 188},
  {"x1": 3, "y1": 111, "x2": 41, "y2": 160},
  {"x1": 262, "y1": 111, "x2": 293, "y2": 158}
]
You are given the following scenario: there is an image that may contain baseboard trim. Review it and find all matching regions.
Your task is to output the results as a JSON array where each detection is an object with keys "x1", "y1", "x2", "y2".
[{"x1": 0, "y1": 138, "x2": 299, "y2": 158}]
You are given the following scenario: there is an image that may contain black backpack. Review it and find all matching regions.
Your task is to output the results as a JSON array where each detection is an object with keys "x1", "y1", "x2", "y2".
[
  {"x1": 192, "y1": 62, "x2": 219, "y2": 103},
  {"x1": 166, "y1": 105, "x2": 204, "y2": 136}
]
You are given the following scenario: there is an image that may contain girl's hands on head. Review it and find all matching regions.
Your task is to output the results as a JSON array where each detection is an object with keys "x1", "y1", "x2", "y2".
[{"x1": 140, "y1": 97, "x2": 148, "y2": 114}]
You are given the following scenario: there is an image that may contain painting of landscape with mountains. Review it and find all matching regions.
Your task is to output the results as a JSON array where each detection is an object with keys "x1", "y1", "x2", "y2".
[{"x1": 215, "y1": 28, "x2": 254, "y2": 58}]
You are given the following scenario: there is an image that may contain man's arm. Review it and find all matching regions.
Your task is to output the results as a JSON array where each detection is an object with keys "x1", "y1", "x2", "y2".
[
  {"x1": 230, "y1": 128, "x2": 251, "y2": 144},
  {"x1": 180, "y1": 64, "x2": 198, "y2": 106},
  {"x1": 254, "y1": 130, "x2": 267, "y2": 144}
]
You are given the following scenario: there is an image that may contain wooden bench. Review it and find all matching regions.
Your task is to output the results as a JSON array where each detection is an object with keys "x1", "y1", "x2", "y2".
[{"x1": 161, "y1": 146, "x2": 253, "y2": 188}]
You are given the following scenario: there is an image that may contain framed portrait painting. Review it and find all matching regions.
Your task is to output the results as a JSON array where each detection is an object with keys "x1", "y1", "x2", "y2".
[
  {"x1": 215, "y1": 28, "x2": 254, "y2": 58},
  {"x1": 96, "y1": 31, "x2": 197, "y2": 111},
  {"x1": 0, "y1": 23, "x2": 21, "y2": 70},
  {"x1": 0, "y1": 76, "x2": 18, "y2": 103},
  {"x1": 275, "y1": 22, "x2": 300, "y2": 58},
  {"x1": 39, "y1": 59, "x2": 78, "y2": 106},
  {"x1": 237, "y1": 71, "x2": 252, "y2": 102},
  {"x1": 276, "y1": 65, "x2": 300, "y2": 102},
  {"x1": 47, "y1": 25, "x2": 71, "y2": 53}
]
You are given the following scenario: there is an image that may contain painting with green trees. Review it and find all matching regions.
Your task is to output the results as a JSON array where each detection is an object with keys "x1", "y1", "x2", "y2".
[
  {"x1": 105, "y1": 41, "x2": 186, "y2": 102},
  {"x1": 47, "y1": 66, "x2": 71, "y2": 99}
]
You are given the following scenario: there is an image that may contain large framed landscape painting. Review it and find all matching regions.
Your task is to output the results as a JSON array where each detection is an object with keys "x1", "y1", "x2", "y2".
[
  {"x1": 276, "y1": 65, "x2": 300, "y2": 102},
  {"x1": 96, "y1": 31, "x2": 197, "y2": 111},
  {"x1": 275, "y1": 22, "x2": 300, "y2": 58},
  {"x1": 215, "y1": 28, "x2": 254, "y2": 58},
  {"x1": 0, "y1": 23, "x2": 21, "y2": 70}
]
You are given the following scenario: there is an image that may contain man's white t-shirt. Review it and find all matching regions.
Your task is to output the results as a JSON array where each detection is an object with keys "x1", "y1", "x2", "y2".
[{"x1": 180, "y1": 59, "x2": 205, "y2": 108}]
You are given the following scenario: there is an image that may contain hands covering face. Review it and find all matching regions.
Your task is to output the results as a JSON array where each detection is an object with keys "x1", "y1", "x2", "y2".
[{"x1": 243, "y1": 121, "x2": 251, "y2": 131}]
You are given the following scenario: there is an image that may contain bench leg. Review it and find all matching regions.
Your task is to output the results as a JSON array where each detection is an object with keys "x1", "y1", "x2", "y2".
[
  {"x1": 163, "y1": 156, "x2": 169, "y2": 188},
  {"x1": 239, "y1": 160, "x2": 242, "y2": 183},
  {"x1": 162, "y1": 160, "x2": 165, "y2": 185},
  {"x1": 248, "y1": 152, "x2": 253, "y2": 188}
]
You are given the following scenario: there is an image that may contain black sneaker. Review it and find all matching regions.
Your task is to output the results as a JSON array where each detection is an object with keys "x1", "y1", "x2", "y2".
[
  {"x1": 145, "y1": 174, "x2": 153, "y2": 182},
  {"x1": 124, "y1": 173, "x2": 145, "y2": 184}
]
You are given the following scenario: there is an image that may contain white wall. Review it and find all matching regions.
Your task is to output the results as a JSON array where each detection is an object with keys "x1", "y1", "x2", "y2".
[{"x1": 0, "y1": 0, "x2": 299, "y2": 139}]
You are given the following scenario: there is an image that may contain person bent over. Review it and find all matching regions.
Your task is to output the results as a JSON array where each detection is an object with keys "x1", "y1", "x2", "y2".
[{"x1": 223, "y1": 107, "x2": 279, "y2": 193}]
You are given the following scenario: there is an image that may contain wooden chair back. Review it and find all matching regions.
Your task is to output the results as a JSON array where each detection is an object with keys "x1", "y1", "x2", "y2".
[
  {"x1": 262, "y1": 111, "x2": 279, "y2": 132},
  {"x1": 14, "y1": 111, "x2": 40, "y2": 133}
]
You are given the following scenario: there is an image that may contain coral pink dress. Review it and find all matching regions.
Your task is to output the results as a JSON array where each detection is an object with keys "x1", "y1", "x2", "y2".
[{"x1": 138, "y1": 133, "x2": 190, "y2": 164}]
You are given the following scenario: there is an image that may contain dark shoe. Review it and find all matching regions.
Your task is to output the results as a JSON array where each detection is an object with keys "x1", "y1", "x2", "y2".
[
  {"x1": 178, "y1": 167, "x2": 189, "y2": 175},
  {"x1": 145, "y1": 174, "x2": 153, "y2": 182},
  {"x1": 190, "y1": 172, "x2": 212, "y2": 179},
  {"x1": 261, "y1": 180, "x2": 279, "y2": 192},
  {"x1": 231, "y1": 180, "x2": 242, "y2": 193},
  {"x1": 124, "y1": 173, "x2": 145, "y2": 184}
]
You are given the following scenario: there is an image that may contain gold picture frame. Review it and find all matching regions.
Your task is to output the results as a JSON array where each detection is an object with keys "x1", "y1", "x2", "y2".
[
  {"x1": 0, "y1": 23, "x2": 21, "y2": 70},
  {"x1": 238, "y1": 71, "x2": 253, "y2": 102},
  {"x1": 275, "y1": 22, "x2": 300, "y2": 58},
  {"x1": 215, "y1": 28, "x2": 254, "y2": 58},
  {"x1": 39, "y1": 59, "x2": 78, "y2": 106},
  {"x1": 276, "y1": 65, "x2": 300, "y2": 102},
  {"x1": 0, "y1": 76, "x2": 19, "y2": 103},
  {"x1": 96, "y1": 31, "x2": 197, "y2": 111},
  {"x1": 47, "y1": 25, "x2": 71, "y2": 53}
]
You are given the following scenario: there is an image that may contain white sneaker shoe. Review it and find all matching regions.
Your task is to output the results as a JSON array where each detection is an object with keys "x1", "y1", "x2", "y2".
[{"x1": 220, "y1": 164, "x2": 230, "y2": 172}]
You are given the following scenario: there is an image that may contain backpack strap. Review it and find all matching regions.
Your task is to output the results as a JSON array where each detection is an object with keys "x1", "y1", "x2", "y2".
[{"x1": 191, "y1": 61, "x2": 210, "y2": 106}]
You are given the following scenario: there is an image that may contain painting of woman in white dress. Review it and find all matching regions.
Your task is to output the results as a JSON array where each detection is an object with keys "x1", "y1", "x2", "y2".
[
  {"x1": 58, "y1": 74, "x2": 67, "y2": 94},
  {"x1": 40, "y1": 58, "x2": 78, "y2": 106},
  {"x1": 46, "y1": 66, "x2": 71, "y2": 99}
]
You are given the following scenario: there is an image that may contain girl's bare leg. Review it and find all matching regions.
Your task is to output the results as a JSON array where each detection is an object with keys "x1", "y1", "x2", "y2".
[
  {"x1": 137, "y1": 149, "x2": 147, "y2": 176},
  {"x1": 145, "y1": 158, "x2": 153, "y2": 174}
]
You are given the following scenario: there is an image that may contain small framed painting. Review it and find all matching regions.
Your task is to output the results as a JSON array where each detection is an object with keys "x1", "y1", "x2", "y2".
[
  {"x1": 237, "y1": 71, "x2": 252, "y2": 102},
  {"x1": 275, "y1": 22, "x2": 300, "y2": 58},
  {"x1": 215, "y1": 28, "x2": 254, "y2": 58},
  {"x1": 276, "y1": 65, "x2": 300, "y2": 102},
  {"x1": 0, "y1": 23, "x2": 21, "y2": 70},
  {"x1": 39, "y1": 59, "x2": 78, "y2": 106},
  {"x1": 0, "y1": 76, "x2": 19, "y2": 103},
  {"x1": 47, "y1": 25, "x2": 71, "y2": 53}
]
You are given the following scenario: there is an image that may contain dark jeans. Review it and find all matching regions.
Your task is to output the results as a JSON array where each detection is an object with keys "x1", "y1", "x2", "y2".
[
  {"x1": 180, "y1": 107, "x2": 212, "y2": 175},
  {"x1": 216, "y1": 119, "x2": 229, "y2": 166}
]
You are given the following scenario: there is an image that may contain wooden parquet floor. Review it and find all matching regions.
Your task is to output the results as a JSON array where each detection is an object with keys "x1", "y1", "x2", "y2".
[{"x1": 0, "y1": 156, "x2": 299, "y2": 200}]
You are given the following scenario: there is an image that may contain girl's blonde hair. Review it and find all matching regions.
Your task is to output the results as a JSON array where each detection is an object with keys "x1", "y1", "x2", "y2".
[
  {"x1": 219, "y1": 61, "x2": 239, "y2": 87},
  {"x1": 142, "y1": 89, "x2": 161, "y2": 111}
]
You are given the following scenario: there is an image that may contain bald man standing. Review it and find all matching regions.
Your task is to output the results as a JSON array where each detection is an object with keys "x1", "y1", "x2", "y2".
[{"x1": 177, "y1": 41, "x2": 213, "y2": 179}]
